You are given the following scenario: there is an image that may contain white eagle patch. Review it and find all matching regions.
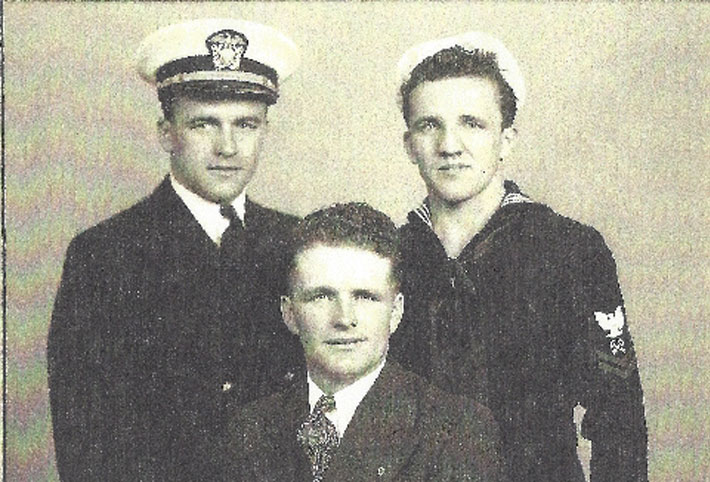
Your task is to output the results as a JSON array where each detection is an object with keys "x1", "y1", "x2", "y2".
[{"x1": 595, "y1": 305, "x2": 625, "y2": 338}]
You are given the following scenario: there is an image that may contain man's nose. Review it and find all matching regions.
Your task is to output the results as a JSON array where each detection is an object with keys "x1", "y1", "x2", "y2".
[
  {"x1": 215, "y1": 127, "x2": 237, "y2": 156},
  {"x1": 438, "y1": 127, "x2": 462, "y2": 157},
  {"x1": 332, "y1": 299, "x2": 357, "y2": 329}
]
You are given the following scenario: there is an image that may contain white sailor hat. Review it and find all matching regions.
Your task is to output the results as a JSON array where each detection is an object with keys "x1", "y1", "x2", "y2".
[
  {"x1": 136, "y1": 18, "x2": 299, "y2": 104},
  {"x1": 397, "y1": 31, "x2": 525, "y2": 109}
]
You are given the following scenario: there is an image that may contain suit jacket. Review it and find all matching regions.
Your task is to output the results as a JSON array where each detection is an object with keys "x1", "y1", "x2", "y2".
[
  {"x1": 47, "y1": 177, "x2": 305, "y2": 481},
  {"x1": 216, "y1": 361, "x2": 507, "y2": 481}
]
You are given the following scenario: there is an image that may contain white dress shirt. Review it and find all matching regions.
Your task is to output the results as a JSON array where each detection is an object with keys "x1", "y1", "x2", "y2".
[
  {"x1": 170, "y1": 175, "x2": 246, "y2": 245},
  {"x1": 307, "y1": 360, "x2": 386, "y2": 438}
]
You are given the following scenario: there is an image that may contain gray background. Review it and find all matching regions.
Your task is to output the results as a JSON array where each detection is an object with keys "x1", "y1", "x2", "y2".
[{"x1": 4, "y1": 2, "x2": 709, "y2": 480}]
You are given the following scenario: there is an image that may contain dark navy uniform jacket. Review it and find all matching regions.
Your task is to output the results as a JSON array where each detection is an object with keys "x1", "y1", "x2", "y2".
[
  {"x1": 47, "y1": 177, "x2": 305, "y2": 481},
  {"x1": 390, "y1": 181, "x2": 648, "y2": 482}
]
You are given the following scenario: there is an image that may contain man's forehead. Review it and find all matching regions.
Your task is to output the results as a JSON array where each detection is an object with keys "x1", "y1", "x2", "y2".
[
  {"x1": 408, "y1": 77, "x2": 504, "y2": 117},
  {"x1": 292, "y1": 244, "x2": 394, "y2": 283},
  {"x1": 170, "y1": 95, "x2": 269, "y2": 117}
]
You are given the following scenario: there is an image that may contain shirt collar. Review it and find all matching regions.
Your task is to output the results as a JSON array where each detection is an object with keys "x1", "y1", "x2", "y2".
[
  {"x1": 410, "y1": 179, "x2": 532, "y2": 228},
  {"x1": 170, "y1": 175, "x2": 246, "y2": 244},
  {"x1": 307, "y1": 359, "x2": 386, "y2": 438}
]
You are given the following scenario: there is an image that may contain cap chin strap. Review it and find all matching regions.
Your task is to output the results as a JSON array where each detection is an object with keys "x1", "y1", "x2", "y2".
[{"x1": 156, "y1": 70, "x2": 276, "y2": 92}]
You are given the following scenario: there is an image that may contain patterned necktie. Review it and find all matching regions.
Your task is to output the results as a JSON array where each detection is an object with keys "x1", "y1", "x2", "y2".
[
  {"x1": 297, "y1": 394, "x2": 340, "y2": 482},
  {"x1": 219, "y1": 204, "x2": 245, "y2": 260}
]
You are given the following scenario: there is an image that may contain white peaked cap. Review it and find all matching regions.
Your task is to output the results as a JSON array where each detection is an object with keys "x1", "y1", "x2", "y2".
[{"x1": 136, "y1": 18, "x2": 299, "y2": 102}]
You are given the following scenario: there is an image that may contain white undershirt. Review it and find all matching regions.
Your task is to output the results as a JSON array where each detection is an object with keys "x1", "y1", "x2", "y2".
[
  {"x1": 307, "y1": 359, "x2": 386, "y2": 438},
  {"x1": 170, "y1": 175, "x2": 246, "y2": 245}
]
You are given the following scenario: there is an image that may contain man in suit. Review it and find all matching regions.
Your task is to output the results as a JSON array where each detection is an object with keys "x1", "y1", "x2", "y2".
[
  {"x1": 218, "y1": 203, "x2": 506, "y2": 481},
  {"x1": 47, "y1": 19, "x2": 304, "y2": 480},
  {"x1": 389, "y1": 32, "x2": 648, "y2": 480}
]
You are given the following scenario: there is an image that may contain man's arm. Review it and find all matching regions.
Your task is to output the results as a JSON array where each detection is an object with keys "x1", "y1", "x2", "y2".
[
  {"x1": 47, "y1": 236, "x2": 105, "y2": 480},
  {"x1": 568, "y1": 228, "x2": 648, "y2": 481}
]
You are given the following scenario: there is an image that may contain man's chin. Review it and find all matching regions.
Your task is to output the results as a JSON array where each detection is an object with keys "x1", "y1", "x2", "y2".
[{"x1": 202, "y1": 186, "x2": 246, "y2": 204}]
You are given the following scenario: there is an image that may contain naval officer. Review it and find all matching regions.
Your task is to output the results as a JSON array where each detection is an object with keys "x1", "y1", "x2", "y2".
[{"x1": 48, "y1": 18, "x2": 304, "y2": 480}]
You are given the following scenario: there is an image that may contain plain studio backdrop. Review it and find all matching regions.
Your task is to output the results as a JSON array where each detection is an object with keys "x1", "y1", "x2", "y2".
[{"x1": 4, "y1": 2, "x2": 708, "y2": 480}]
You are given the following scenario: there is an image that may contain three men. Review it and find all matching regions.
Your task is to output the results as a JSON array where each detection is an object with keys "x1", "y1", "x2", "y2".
[
  {"x1": 48, "y1": 19, "x2": 303, "y2": 480},
  {"x1": 48, "y1": 19, "x2": 648, "y2": 481},
  {"x1": 389, "y1": 32, "x2": 648, "y2": 480},
  {"x1": 218, "y1": 203, "x2": 506, "y2": 481}
]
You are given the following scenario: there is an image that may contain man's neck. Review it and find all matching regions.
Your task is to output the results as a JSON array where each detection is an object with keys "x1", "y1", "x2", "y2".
[
  {"x1": 309, "y1": 359, "x2": 385, "y2": 396},
  {"x1": 429, "y1": 175, "x2": 505, "y2": 258}
]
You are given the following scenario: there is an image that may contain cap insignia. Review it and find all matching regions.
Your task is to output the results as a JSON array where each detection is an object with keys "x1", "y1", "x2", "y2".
[{"x1": 206, "y1": 29, "x2": 248, "y2": 71}]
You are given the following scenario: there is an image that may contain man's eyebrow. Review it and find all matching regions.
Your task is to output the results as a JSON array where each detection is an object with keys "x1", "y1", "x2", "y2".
[
  {"x1": 352, "y1": 288, "x2": 381, "y2": 300},
  {"x1": 460, "y1": 114, "x2": 487, "y2": 125},
  {"x1": 185, "y1": 115, "x2": 218, "y2": 123},
  {"x1": 296, "y1": 286, "x2": 336, "y2": 299},
  {"x1": 413, "y1": 115, "x2": 440, "y2": 125},
  {"x1": 234, "y1": 115, "x2": 264, "y2": 124}
]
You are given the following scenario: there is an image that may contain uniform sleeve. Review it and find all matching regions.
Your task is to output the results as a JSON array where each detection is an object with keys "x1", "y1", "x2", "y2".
[
  {"x1": 567, "y1": 228, "x2": 648, "y2": 481},
  {"x1": 47, "y1": 237, "x2": 103, "y2": 480}
]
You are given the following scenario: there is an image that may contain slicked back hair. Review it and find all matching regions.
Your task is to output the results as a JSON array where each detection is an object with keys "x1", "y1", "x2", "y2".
[
  {"x1": 287, "y1": 202, "x2": 402, "y2": 293},
  {"x1": 400, "y1": 46, "x2": 518, "y2": 129}
]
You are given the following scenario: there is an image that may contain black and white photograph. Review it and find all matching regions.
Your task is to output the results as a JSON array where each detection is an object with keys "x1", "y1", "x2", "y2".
[{"x1": 3, "y1": 2, "x2": 708, "y2": 480}]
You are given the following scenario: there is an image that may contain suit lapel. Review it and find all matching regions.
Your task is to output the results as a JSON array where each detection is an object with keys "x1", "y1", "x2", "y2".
[
  {"x1": 148, "y1": 177, "x2": 219, "y2": 257},
  {"x1": 327, "y1": 363, "x2": 421, "y2": 482},
  {"x1": 257, "y1": 384, "x2": 312, "y2": 480}
]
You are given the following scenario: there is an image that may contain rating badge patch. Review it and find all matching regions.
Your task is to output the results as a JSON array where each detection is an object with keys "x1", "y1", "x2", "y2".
[
  {"x1": 595, "y1": 305, "x2": 625, "y2": 338},
  {"x1": 594, "y1": 305, "x2": 629, "y2": 357}
]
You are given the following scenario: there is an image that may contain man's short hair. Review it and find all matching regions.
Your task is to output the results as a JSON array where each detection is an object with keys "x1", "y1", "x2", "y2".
[
  {"x1": 158, "y1": 84, "x2": 272, "y2": 120},
  {"x1": 400, "y1": 46, "x2": 518, "y2": 129},
  {"x1": 287, "y1": 202, "x2": 402, "y2": 291}
]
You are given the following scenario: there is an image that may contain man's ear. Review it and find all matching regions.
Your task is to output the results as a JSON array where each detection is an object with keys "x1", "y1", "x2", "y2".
[
  {"x1": 281, "y1": 295, "x2": 299, "y2": 336},
  {"x1": 157, "y1": 119, "x2": 174, "y2": 154},
  {"x1": 388, "y1": 292, "x2": 404, "y2": 335},
  {"x1": 499, "y1": 126, "x2": 517, "y2": 161},
  {"x1": 403, "y1": 131, "x2": 418, "y2": 165}
]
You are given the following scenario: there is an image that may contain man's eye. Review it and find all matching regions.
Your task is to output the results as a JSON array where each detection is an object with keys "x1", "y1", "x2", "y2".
[
  {"x1": 356, "y1": 293, "x2": 380, "y2": 302},
  {"x1": 189, "y1": 121, "x2": 210, "y2": 130},
  {"x1": 462, "y1": 118, "x2": 483, "y2": 129},
  {"x1": 416, "y1": 120, "x2": 437, "y2": 131},
  {"x1": 238, "y1": 121, "x2": 259, "y2": 130},
  {"x1": 308, "y1": 293, "x2": 331, "y2": 302}
]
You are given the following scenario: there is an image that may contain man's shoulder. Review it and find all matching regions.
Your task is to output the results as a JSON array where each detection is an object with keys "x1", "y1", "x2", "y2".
[
  {"x1": 376, "y1": 363, "x2": 505, "y2": 480},
  {"x1": 246, "y1": 199, "x2": 300, "y2": 233},
  {"x1": 510, "y1": 201, "x2": 612, "y2": 261},
  {"x1": 378, "y1": 362, "x2": 496, "y2": 427},
  {"x1": 69, "y1": 182, "x2": 169, "y2": 253},
  {"x1": 230, "y1": 380, "x2": 305, "y2": 425},
  {"x1": 398, "y1": 196, "x2": 607, "y2": 255}
]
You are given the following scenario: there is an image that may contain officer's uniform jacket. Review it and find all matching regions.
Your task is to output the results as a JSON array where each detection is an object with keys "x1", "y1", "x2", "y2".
[
  {"x1": 390, "y1": 181, "x2": 648, "y2": 481},
  {"x1": 216, "y1": 361, "x2": 507, "y2": 481},
  {"x1": 47, "y1": 177, "x2": 304, "y2": 480}
]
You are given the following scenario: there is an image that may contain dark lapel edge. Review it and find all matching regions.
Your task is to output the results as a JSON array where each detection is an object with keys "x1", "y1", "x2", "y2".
[
  {"x1": 148, "y1": 176, "x2": 217, "y2": 252},
  {"x1": 262, "y1": 382, "x2": 313, "y2": 479},
  {"x1": 328, "y1": 362, "x2": 420, "y2": 480}
]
